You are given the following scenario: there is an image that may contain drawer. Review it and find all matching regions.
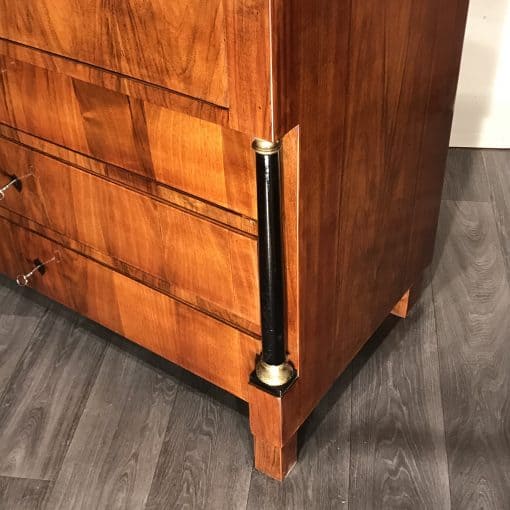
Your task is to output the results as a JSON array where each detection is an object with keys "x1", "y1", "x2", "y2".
[
  {"x1": 0, "y1": 217, "x2": 259, "y2": 400},
  {"x1": 0, "y1": 55, "x2": 256, "y2": 218},
  {"x1": 0, "y1": 0, "x2": 228, "y2": 107},
  {"x1": 0, "y1": 138, "x2": 260, "y2": 333}
]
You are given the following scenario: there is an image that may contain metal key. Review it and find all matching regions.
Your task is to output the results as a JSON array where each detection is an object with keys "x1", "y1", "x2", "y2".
[
  {"x1": 16, "y1": 252, "x2": 61, "y2": 287},
  {"x1": 0, "y1": 172, "x2": 34, "y2": 200}
]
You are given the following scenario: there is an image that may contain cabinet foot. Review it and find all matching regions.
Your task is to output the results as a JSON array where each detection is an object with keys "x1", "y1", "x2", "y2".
[
  {"x1": 391, "y1": 281, "x2": 421, "y2": 318},
  {"x1": 253, "y1": 434, "x2": 297, "y2": 480},
  {"x1": 248, "y1": 382, "x2": 299, "y2": 480}
]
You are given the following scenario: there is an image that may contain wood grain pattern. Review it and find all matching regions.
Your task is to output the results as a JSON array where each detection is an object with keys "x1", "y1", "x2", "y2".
[
  {"x1": 0, "y1": 281, "x2": 46, "y2": 393},
  {"x1": 0, "y1": 206, "x2": 259, "y2": 335},
  {"x1": 223, "y1": 0, "x2": 272, "y2": 138},
  {"x1": 404, "y1": 0, "x2": 471, "y2": 285},
  {"x1": 349, "y1": 283, "x2": 450, "y2": 509},
  {"x1": 0, "y1": 137, "x2": 260, "y2": 333},
  {"x1": 280, "y1": 127, "x2": 300, "y2": 366},
  {"x1": 391, "y1": 290, "x2": 412, "y2": 319},
  {"x1": 252, "y1": 436, "x2": 297, "y2": 482},
  {"x1": 0, "y1": 476, "x2": 49, "y2": 510},
  {"x1": 251, "y1": 0, "x2": 470, "y2": 455},
  {"x1": 0, "y1": 38, "x2": 230, "y2": 127},
  {"x1": 0, "y1": 0, "x2": 229, "y2": 106},
  {"x1": 0, "y1": 307, "x2": 107, "y2": 480},
  {"x1": 433, "y1": 199, "x2": 510, "y2": 509},
  {"x1": 0, "y1": 1, "x2": 274, "y2": 140},
  {"x1": 246, "y1": 371, "x2": 351, "y2": 508},
  {"x1": 443, "y1": 149, "x2": 489, "y2": 203},
  {"x1": 1, "y1": 149, "x2": 509, "y2": 503},
  {"x1": 483, "y1": 150, "x2": 510, "y2": 283},
  {"x1": 0, "y1": 55, "x2": 257, "y2": 218},
  {"x1": 391, "y1": 283, "x2": 420, "y2": 319},
  {"x1": 0, "y1": 217, "x2": 260, "y2": 401},
  {"x1": 248, "y1": 384, "x2": 298, "y2": 480},
  {"x1": 0, "y1": 124, "x2": 258, "y2": 236},
  {"x1": 145, "y1": 374, "x2": 252, "y2": 509},
  {"x1": 0, "y1": 0, "x2": 471, "y2": 481},
  {"x1": 45, "y1": 341, "x2": 179, "y2": 510}
]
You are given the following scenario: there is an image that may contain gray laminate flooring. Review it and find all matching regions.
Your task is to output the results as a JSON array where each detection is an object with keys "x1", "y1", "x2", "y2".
[{"x1": 1, "y1": 149, "x2": 509, "y2": 510}]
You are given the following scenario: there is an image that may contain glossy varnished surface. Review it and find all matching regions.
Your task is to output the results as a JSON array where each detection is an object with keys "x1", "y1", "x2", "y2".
[
  {"x1": 0, "y1": 219, "x2": 260, "y2": 401},
  {"x1": 0, "y1": 56, "x2": 257, "y2": 218},
  {"x1": 1, "y1": 149, "x2": 509, "y2": 508},
  {"x1": 0, "y1": 124, "x2": 257, "y2": 236},
  {"x1": 0, "y1": 1, "x2": 274, "y2": 139},
  {"x1": 263, "y1": 0, "x2": 470, "y2": 455},
  {"x1": 0, "y1": 0, "x2": 472, "y2": 482},
  {"x1": 0, "y1": 0, "x2": 229, "y2": 106},
  {"x1": 0, "y1": 137, "x2": 260, "y2": 333}
]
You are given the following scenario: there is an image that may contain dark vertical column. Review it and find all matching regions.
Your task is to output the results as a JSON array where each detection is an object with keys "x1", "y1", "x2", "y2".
[{"x1": 250, "y1": 139, "x2": 296, "y2": 396}]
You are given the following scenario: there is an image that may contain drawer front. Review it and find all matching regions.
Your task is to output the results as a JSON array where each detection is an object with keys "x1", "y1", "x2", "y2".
[
  {"x1": 0, "y1": 138, "x2": 260, "y2": 333},
  {"x1": 0, "y1": 0, "x2": 228, "y2": 107},
  {"x1": 0, "y1": 217, "x2": 259, "y2": 400},
  {"x1": 0, "y1": 55, "x2": 256, "y2": 218}
]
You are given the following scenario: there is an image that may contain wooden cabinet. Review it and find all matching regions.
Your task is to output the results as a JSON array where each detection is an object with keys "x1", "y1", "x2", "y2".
[{"x1": 0, "y1": 0, "x2": 470, "y2": 480}]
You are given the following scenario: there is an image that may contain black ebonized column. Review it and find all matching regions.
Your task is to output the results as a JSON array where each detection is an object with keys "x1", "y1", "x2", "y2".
[{"x1": 250, "y1": 139, "x2": 296, "y2": 396}]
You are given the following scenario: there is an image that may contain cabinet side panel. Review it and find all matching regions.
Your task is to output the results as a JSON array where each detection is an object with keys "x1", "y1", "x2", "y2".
[
  {"x1": 405, "y1": 1, "x2": 471, "y2": 281},
  {"x1": 272, "y1": 0, "x2": 469, "y2": 431}
]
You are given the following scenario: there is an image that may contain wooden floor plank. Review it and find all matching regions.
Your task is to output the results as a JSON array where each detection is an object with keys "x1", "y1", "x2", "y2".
[
  {"x1": 145, "y1": 373, "x2": 253, "y2": 510},
  {"x1": 0, "y1": 305, "x2": 107, "y2": 480},
  {"x1": 432, "y1": 199, "x2": 510, "y2": 509},
  {"x1": 483, "y1": 149, "x2": 510, "y2": 285},
  {"x1": 0, "y1": 476, "x2": 49, "y2": 510},
  {"x1": 348, "y1": 281, "x2": 450, "y2": 510},
  {"x1": 246, "y1": 371, "x2": 351, "y2": 510},
  {"x1": 45, "y1": 339, "x2": 179, "y2": 510},
  {"x1": 442, "y1": 149, "x2": 490, "y2": 203},
  {"x1": 0, "y1": 282, "x2": 47, "y2": 393}
]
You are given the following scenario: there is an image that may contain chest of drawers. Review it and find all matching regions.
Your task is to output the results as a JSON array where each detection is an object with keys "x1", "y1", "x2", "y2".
[{"x1": 0, "y1": 0, "x2": 469, "y2": 479}]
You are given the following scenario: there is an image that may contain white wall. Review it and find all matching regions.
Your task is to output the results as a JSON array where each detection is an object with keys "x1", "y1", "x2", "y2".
[{"x1": 450, "y1": 0, "x2": 510, "y2": 148}]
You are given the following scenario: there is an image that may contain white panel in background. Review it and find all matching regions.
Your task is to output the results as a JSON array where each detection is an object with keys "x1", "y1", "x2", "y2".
[{"x1": 450, "y1": 0, "x2": 510, "y2": 148}]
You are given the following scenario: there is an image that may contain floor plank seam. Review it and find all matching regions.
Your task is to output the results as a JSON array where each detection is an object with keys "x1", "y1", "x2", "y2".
[{"x1": 429, "y1": 273, "x2": 453, "y2": 510}]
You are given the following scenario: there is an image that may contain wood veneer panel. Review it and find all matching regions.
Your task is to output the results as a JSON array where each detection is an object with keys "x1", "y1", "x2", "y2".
[
  {"x1": 0, "y1": 206, "x2": 259, "y2": 336},
  {"x1": 268, "y1": 0, "x2": 469, "y2": 441},
  {"x1": 0, "y1": 125, "x2": 258, "y2": 236},
  {"x1": 0, "y1": 38, "x2": 229, "y2": 127},
  {"x1": 405, "y1": 0, "x2": 471, "y2": 286},
  {"x1": 0, "y1": 0, "x2": 274, "y2": 140},
  {"x1": 0, "y1": 0, "x2": 229, "y2": 107},
  {"x1": 0, "y1": 138, "x2": 260, "y2": 332},
  {"x1": 0, "y1": 56, "x2": 257, "y2": 218},
  {"x1": 0, "y1": 218, "x2": 259, "y2": 401},
  {"x1": 281, "y1": 127, "x2": 300, "y2": 367}
]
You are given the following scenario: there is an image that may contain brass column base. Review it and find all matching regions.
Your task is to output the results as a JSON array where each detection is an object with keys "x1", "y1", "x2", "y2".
[
  {"x1": 256, "y1": 360, "x2": 295, "y2": 387},
  {"x1": 250, "y1": 359, "x2": 297, "y2": 397}
]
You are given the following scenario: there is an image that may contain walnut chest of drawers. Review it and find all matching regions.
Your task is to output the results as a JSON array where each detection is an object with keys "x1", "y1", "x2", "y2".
[{"x1": 0, "y1": 0, "x2": 469, "y2": 479}]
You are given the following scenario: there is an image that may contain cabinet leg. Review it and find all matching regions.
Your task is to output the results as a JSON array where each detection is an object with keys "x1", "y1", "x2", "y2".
[
  {"x1": 391, "y1": 281, "x2": 421, "y2": 318},
  {"x1": 253, "y1": 434, "x2": 297, "y2": 481},
  {"x1": 248, "y1": 383, "x2": 298, "y2": 480}
]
